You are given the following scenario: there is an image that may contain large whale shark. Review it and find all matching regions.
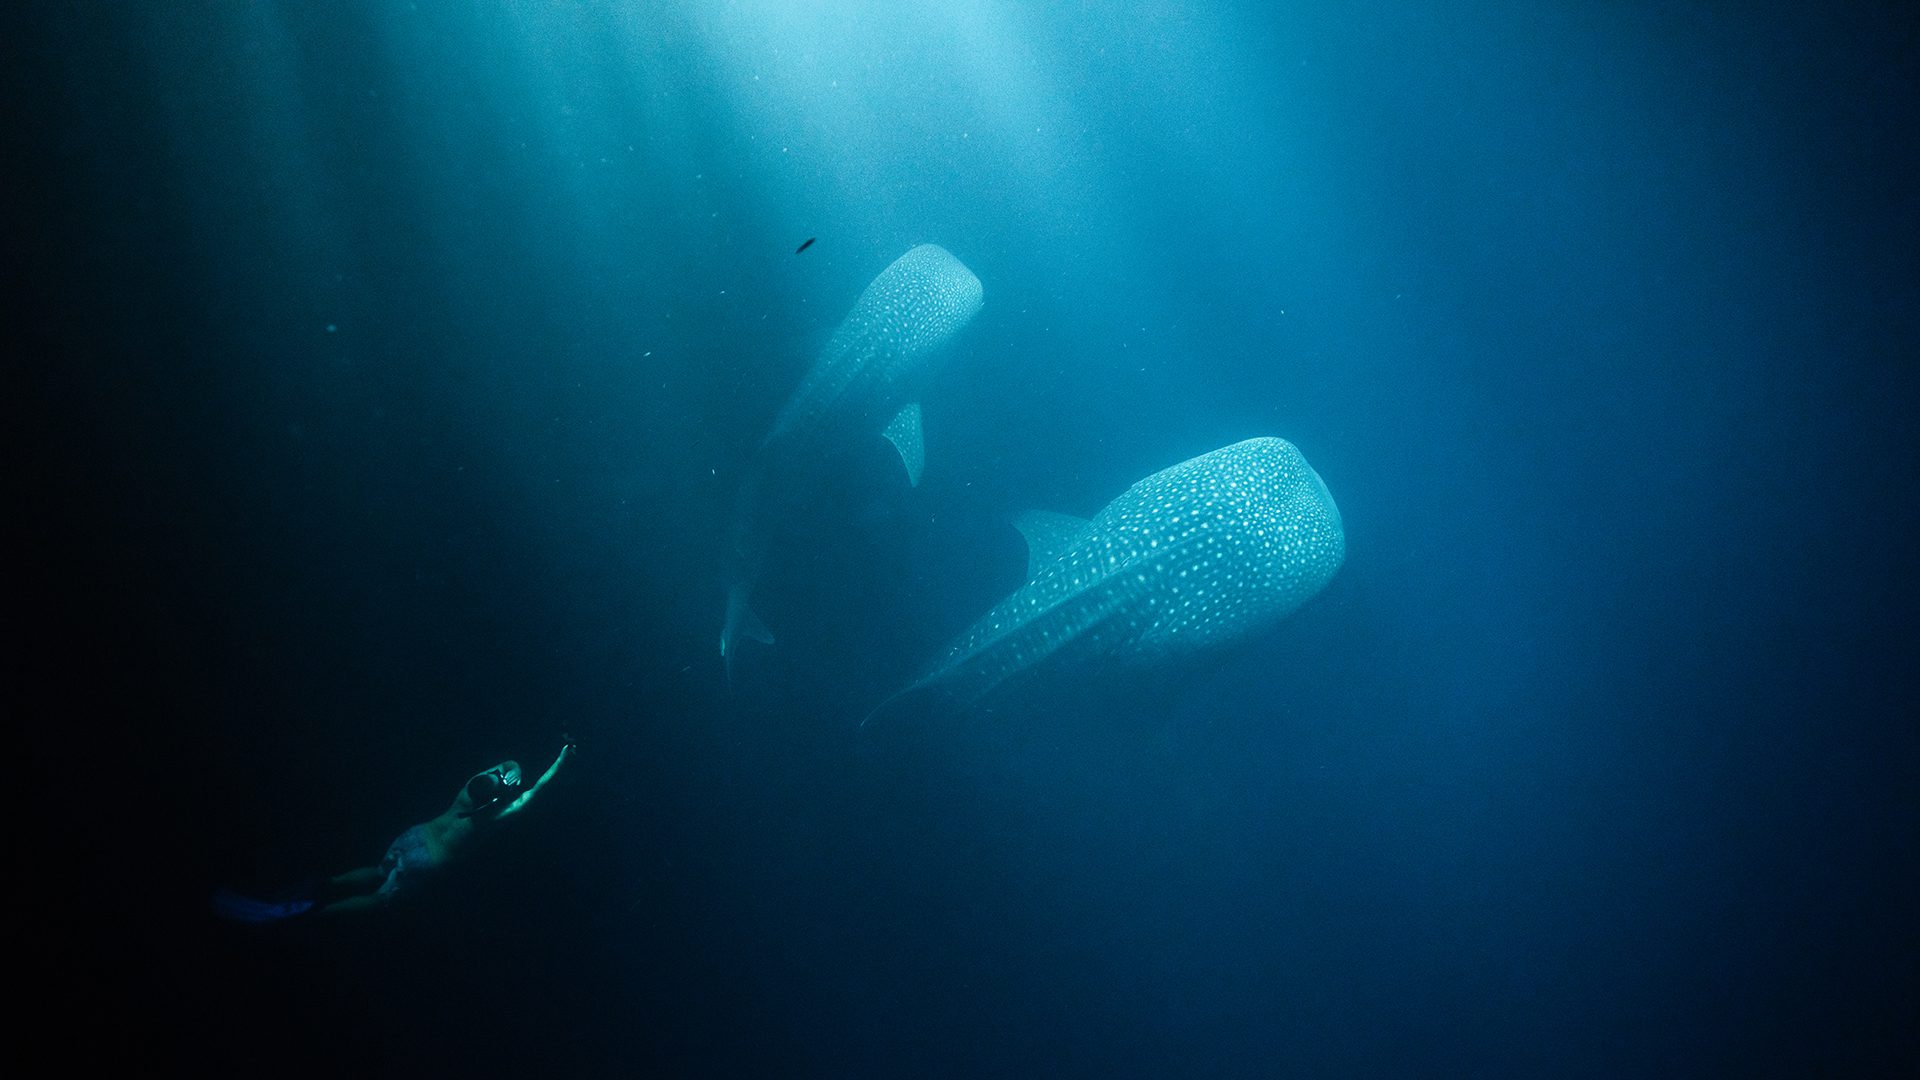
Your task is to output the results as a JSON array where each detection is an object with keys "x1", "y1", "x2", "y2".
[
  {"x1": 866, "y1": 437, "x2": 1345, "y2": 722},
  {"x1": 722, "y1": 243, "x2": 985, "y2": 674}
]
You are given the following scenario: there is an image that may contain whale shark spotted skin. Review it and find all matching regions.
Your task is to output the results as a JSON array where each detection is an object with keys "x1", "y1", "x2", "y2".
[
  {"x1": 722, "y1": 244, "x2": 985, "y2": 674},
  {"x1": 868, "y1": 437, "x2": 1345, "y2": 721}
]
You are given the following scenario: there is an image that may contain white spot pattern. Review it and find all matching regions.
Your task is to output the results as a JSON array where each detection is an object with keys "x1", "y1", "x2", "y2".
[
  {"x1": 915, "y1": 437, "x2": 1345, "y2": 700},
  {"x1": 765, "y1": 244, "x2": 985, "y2": 448}
]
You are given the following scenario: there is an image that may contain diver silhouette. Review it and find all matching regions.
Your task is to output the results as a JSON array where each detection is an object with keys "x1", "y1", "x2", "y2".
[{"x1": 214, "y1": 738, "x2": 576, "y2": 922}]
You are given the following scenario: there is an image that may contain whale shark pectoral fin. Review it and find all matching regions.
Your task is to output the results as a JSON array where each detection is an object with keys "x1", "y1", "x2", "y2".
[
  {"x1": 881, "y1": 401, "x2": 925, "y2": 487},
  {"x1": 1011, "y1": 510, "x2": 1092, "y2": 580}
]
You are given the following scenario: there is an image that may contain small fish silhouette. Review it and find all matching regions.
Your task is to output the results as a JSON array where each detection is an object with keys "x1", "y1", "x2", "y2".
[{"x1": 795, "y1": 237, "x2": 816, "y2": 254}]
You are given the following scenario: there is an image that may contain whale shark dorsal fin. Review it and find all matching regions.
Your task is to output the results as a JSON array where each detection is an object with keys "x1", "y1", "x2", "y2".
[
  {"x1": 1011, "y1": 510, "x2": 1091, "y2": 580},
  {"x1": 881, "y1": 401, "x2": 925, "y2": 487}
]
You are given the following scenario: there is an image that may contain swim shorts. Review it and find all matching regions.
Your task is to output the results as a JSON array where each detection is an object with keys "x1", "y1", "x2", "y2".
[{"x1": 376, "y1": 825, "x2": 435, "y2": 896}]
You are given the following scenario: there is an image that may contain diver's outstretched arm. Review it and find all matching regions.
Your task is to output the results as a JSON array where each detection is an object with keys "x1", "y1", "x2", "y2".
[{"x1": 497, "y1": 742, "x2": 575, "y2": 820}]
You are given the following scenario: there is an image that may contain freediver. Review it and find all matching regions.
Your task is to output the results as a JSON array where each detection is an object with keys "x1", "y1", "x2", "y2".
[{"x1": 214, "y1": 738, "x2": 577, "y2": 922}]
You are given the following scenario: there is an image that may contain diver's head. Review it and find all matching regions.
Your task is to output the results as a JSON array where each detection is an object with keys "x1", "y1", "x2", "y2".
[{"x1": 461, "y1": 760, "x2": 524, "y2": 816}]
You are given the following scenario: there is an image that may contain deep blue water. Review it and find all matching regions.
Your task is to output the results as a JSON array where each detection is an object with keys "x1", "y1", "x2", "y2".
[{"x1": 17, "y1": 2, "x2": 1916, "y2": 1075}]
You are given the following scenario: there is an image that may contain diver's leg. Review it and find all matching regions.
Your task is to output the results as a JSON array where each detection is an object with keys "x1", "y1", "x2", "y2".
[
  {"x1": 213, "y1": 860, "x2": 386, "y2": 923},
  {"x1": 310, "y1": 892, "x2": 392, "y2": 918},
  {"x1": 318, "y1": 866, "x2": 385, "y2": 901}
]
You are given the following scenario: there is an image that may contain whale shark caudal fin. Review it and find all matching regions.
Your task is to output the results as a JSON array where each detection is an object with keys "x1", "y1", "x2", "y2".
[
  {"x1": 881, "y1": 401, "x2": 925, "y2": 487},
  {"x1": 859, "y1": 680, "x2": 945, "y2": 729},
  {"x1": 861, "y1": 551, "x2": 1148, "y2": 728},
  {"x1": 720, "y1": 582, "x2": 775, "y2": 681},
  {"x1": 1011, "y1": 510, "x2": 1092, "y2": 579}
]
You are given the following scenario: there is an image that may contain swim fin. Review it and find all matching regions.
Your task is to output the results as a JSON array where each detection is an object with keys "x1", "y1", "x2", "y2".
[{"x1": 212, "y1": 887, "x2": 314, "y2": 924}]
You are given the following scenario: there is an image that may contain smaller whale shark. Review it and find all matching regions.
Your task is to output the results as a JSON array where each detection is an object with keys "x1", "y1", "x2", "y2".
[
  {"x1": 722, "y1": 244, "x2": 985, "y2": 676},
  {"x1": 867, "y1": 437, "x2": 1345, "y2": 723}
]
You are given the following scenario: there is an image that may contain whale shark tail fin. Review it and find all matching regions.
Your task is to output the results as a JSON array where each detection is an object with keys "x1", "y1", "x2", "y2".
[
  {"x1": 867, "y1": 541, "x2": 1180, "y2": 727},
  {"x1": 860, "y1": 680, "x2": 950, "y2": 729},
  {"x1": 720, "y1": 583, "x2": 775, "y2": 682}
]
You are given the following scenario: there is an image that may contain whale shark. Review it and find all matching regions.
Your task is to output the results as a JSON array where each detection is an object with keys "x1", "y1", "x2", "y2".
[
  {"x1": 866, "y1": 437, "x2": 1345, "y2": 723},
  {"x1": 722, "y1": 243, "x2": 985, "y2": 674}
]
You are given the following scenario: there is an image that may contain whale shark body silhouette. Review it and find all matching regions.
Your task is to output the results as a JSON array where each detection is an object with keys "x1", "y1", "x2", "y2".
[
  {"x1": 722, "y1": 244, "x2": 984, "y2": 675},
  {"x1": 868, "y1": 437, "x2": 1345, "y2": 722}
]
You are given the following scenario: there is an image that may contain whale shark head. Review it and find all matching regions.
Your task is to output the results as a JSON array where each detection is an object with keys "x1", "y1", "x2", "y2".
[
  {"x1": 1118, "y1": 436, "x2": 1344, "y2": 656},
  {"x1": 850, "y1": 244, "x2": 984, "y2": 366},
  {"x1": 765, "y1": 243, "x2": 984, "y2": 449}
]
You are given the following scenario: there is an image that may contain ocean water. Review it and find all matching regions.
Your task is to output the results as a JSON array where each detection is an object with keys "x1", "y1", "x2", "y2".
[{"x1": 17, "y1": 2, "x2": 1915, "y2": 1075}]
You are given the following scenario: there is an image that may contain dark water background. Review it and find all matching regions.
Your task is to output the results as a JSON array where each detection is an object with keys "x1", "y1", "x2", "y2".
[{"x1": 16, "y1": 2, "x2": 1916, "y2": 1075}]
